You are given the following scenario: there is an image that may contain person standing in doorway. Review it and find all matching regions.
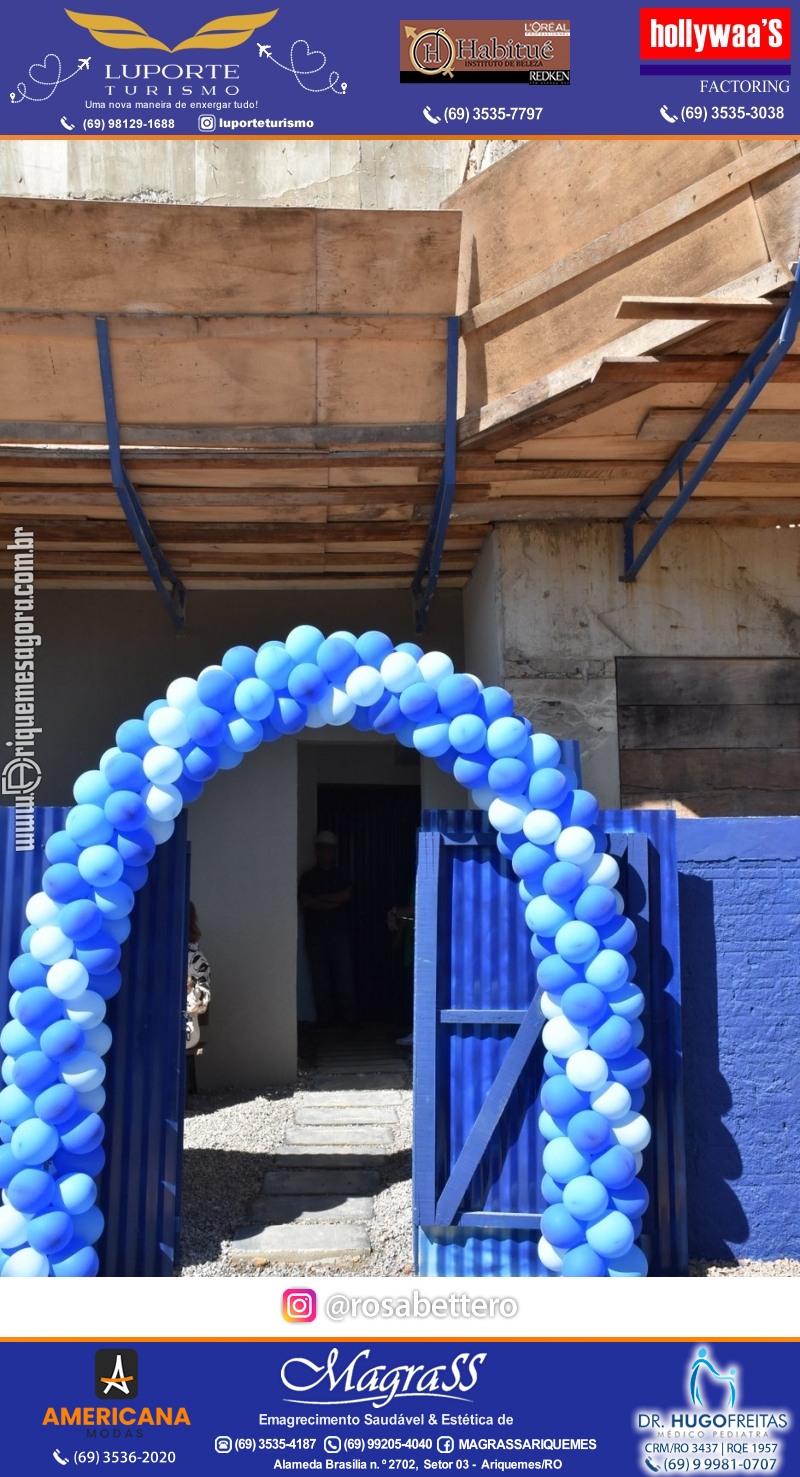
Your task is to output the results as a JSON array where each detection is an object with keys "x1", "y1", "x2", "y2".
[{"x1": 299, "y1": 831, "x2": 357, "y2": 1028}]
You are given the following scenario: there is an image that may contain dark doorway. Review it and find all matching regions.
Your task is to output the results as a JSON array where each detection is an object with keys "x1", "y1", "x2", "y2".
[{"x1": 317, "y1": 783, "x2": 421, "y2": 1023}]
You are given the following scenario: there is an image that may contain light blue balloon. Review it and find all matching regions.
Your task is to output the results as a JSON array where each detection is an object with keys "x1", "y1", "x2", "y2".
[
  {"x1": 562, "y1": 1175, "x2": 609, "y2": 1222},
  {"x1": 585, "y1": 1210, "x2": 635, "y2": 1259},
  {"x1": 285, "y1": 624, "x2": 324, "y2": 663},
  {"x1": 606, "y1": 1243, "x2": 649, "y2": 1277},
  {"x1": 65, "y1": 804, "x2": 113, "y2": 848},
  {"x1": 73, "y1": 771, "x2": 113, "y2": 808},
  {"x1": 542, "y1": 1138, "x2": 590, "y2": 1183}
]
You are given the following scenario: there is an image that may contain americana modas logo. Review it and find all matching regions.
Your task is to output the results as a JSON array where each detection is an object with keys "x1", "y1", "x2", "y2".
[
  {"x1": 95, "y1": 1349, "x2": 139, "y2": 1399},
  {"x1": 66, "y1": 8, "x2": 278, "y2": 51}
]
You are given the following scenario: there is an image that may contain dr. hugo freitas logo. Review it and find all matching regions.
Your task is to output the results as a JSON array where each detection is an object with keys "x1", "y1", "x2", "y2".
[{"x1": 636, "y1": 1345, "x2": 791, "y2": 1474}]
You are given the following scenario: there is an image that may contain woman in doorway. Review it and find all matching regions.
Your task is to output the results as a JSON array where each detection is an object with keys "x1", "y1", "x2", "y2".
[{"x1": 185, "y1": 903, "x2": 211, "y2": 1090}]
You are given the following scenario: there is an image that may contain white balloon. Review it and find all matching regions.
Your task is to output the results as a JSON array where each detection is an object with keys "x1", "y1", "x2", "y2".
[
  {"x1": 30, "y1": 927, "x2": 73, "y2": 966},
  {"x1": 0, "y1": 1204, "x2": 31, "y2": 1250},
  {"x1": 542, "y1": 1018, "x2": 588, "y2": 1058},
  {"x1": 488, "y1": 795, "x2": 530, "y2": 835},
  {"x1": 581, "y1": 854, "x2": 620, "y2": 889},
  {"x1": 25, "y1": 892, "x2": 61, "y2": 928},
  {"x1": 537, "y1": 1235, "x2": 565, "y2": 1272},
  {"x1": 590, "y1": 1082, "x2": 632, "y2": 1121},
  {"x1": 566, "y1": 1049, "x2": 609, "y2": 1092},
  {"x1": 612, "y1": 1111, "x2": 651, "y2": 1153},
  {"x1": 66, "y1": 992, "x2": 106, "y2": 1030},
  {"x1": 416, "y1": 651, "x2": 454, "y2": 689},
  {"x1": 523, "y1": 809, "x2": 561, "y2": 846},
  {"x1": 555, "y1": 827, "x2": 595, "y2": 866},
  {"x1": 540, "y1": 991, "x2": 564, "y2": 1020}
]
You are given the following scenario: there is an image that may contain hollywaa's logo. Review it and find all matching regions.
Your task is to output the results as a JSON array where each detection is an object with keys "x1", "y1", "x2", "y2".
[
  {"x1": 65, "y1": 7, "x2": 278, "y2": 51},
  {"x1": 281, "y1": 1348, "x2": 487, "y2": 1410}
]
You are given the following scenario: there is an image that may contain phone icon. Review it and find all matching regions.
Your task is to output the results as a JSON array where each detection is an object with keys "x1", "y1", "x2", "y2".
[
  {"x1": 60, "y1": 116, "x2": 76, "y2": 131},
  {"x1": 423, "y1": 106, "x2": 441, "y2": 125},
  {"x1": 660, "y1": 105, "x2": 678, "y2": 123},
  {"x1": 53, "y1": 1452, "x2": 69, "y2": 1467}
]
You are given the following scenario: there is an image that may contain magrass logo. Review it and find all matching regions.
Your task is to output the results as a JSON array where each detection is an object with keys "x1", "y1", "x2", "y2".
[
  {"x1": 65, "y1": 7, "x2": 278, "y2": 51},
  {"x1": 95, "y1": 1349, "x2": 139, "y2": 1399}
]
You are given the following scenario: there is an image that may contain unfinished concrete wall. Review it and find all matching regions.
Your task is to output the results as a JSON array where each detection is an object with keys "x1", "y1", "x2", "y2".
[
  {"x1": 479, "y1": 521, "x2": 800, "y2": 808},
  {"x1": 0, "y1": 139, "x2": 523, "y2": 208}
]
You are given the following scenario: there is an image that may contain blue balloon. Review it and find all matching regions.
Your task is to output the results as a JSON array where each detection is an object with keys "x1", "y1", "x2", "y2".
[
  {"x1": 1, "y1": 1020, "x2": 39, "y2": 1057},
  {"x1": 8, "y1": 954, "x2": 47, "y2": 991},
  {"x1": 186, "y1": 706, "x2": 226, "y2": 747},
  {"x1": 606, "y1": 1244, "x2": 648, "y2": 1278},
  {"x1": 559, "y1": 789, "x2": 600, "y2": 828},
  {"x1": 542, "y1": 1138, "x2": 590, "y2": 1183},
  {"x1": 585, "y1": 950, "x2": 630, "y2": 991},
  {"x1": 555, "y1": 920, "x2": 600, "y2": 964},
  {"x1": 115, "y1": 719, "x2": 152, "y2": 757},
  {"x1": 399, "y1": 683, "x2": 439, "y2": 723},
  {"x1": 536, "y1": 954, "x2": 583, "y2": 993},
  {"x1": 40, "y1": 1020, "x2": 85, "y2": 1063},
  {"x1": 542, "y1": 862, "x2": 584, "y2": 902},
  {"x1": 542, "y1": 1051, "x2": 567, "y2": 1077},
  {"x1": 511, "y1": 842, "x2": 550, "y2": 882},
  {"x1": 14, "y1": 988, "x2": 64, "y2": 1032},
  {"x1": 590, "y1": 1145, "x2": 637, "y2": 1190},
  {"x1": 540, "y1": 1076, "x2": 586, "y2": 1119},
  {"x1": 182, "y1": 745, "x2": 219, "y2": 783},
  {"x1": 589, "y1": 1016, "x2": 634, "y2": 1059},
  {"x1": 540, "y1": 1173, "x2": 564, "y2": 1205},
  {"x1": 486, "y1": 717, "x2": 529, "y2": 759},
  {"x1": 5, "y1": 1167, "x2": 54, "y2": 1214},
  {"x1": 103, "y1": 751, "x2": 146, "y2": 790},
  {"x1": 142, "y1": 698, "x2": 168, "y2": 721},
  {"x1": 104, "y1": 790, "x2": 147, "y2": 832},
  {"x1": 72, "y1": 1205, "x2": 104, "y2": 1245},
  {"x1": 35, "y1": 1085, "x2": 79, "y2": 1127},
  {"x1": 271, "y1": 697, "x2": 307, "y2": 735},
  {"x1": 285, "y1": 624, "x2": 324, "y2": 663},
  {"x1": 488, "y1": 756, "x2": 530, "y2": 794},
  {"x1": 562, "y1": 1174, "x2": 609, "y2": 1221},
  {"x1": 540, "y1": 1204, "x2": 586, "y2": 1250},
  {"x1": 0, "y1": 1085, "x2": 35, "y2": 1128},
  {"x1": 355, "y1": 630, "x2": 393, "y2": 667},
  {"x1": 413, "y1": 721, "x2": 451, "y2": 758},
  {"x1": 42, "y1": 863, "x2": 89, "y2": 904},
  {"x1": 44, "y1": 831, "x2": 81, "y2": 865},
  {"x1": 609, "y1": 1048, "x2": 651, "y2": 1090},
  {"x1": 52, "y1": 1145, "x2": 105, "y2": 1178},
  {"x1": 396, "y1": 641, "x2": 423, "y2": 660},
  {"x1": 561, "y1": 1244, "x2": 607, "y2": 1277},
  {"x1": 116, "y1": 828, "x2": 156, "y2": 866},
  {"x1": 89, "y1": 968, "x2": 122, "y2": 1002},
  {"x1": 575, "y1": 885, "x2": 618, "y2": 927},
  {"x1": 317, "y1": 635, "x2": 359, "y2": 684},
  {"x1": 60, "y1": 1112, "x2": 104, "y2": 1156},
  {"x1": 52, "y1": 1172, "x2": 97, "y2": 1217},
  {"x1": 51, "y1": 1242, "x2": 100, "y2": 1278},
  {"x1": 585, "y1": 1210, "x2": 635, "y2": 1260},
  {"x1": 288, "y1": 663, "x2": 327, "y2": 704},
  {"x1": 437, "y1": 674, "x2": 481, "y2": 717},
  {"x1": 450, "y1": 715, "x2": 488, "y2": 756},
  {"x1": 560, "y1": 983, "x2": 608, "y2": 1028},
  {"x1": 0, "y1": 1144, "x2": 19, "y2": 1190},
  {"x1": 528, "y1": 768, "x2": 569, "y2": 808},
  {"x1": 10, "y1": 1117, "x2": 59, "y2": 1165},
  {"x1": 75, "y1": 932, "x2": 120, "y2": 976},
  {"x1": 611, "y1": 1179, "x2": 649, "y2": 1219},
  {"x1": 27, "y1": 1210, "x2": 74, "y2": 1257},
  {"x1": 221, "y1": 644, "x2": 257, "y2": 681},
  {"x1": 598, "y1": 916, "x2": 638, "y2": 954},
  {"x1": 77, "y1": 846, "x2": 124, "y2": 889},
  {"x1": 175, "y1": 773, "x2": 204, "y2": 804},
  {"x1": 73, "y1": 772, "x2": 113, "y2": 808},
  {"x1": 121, "y1": 863, "x2": 149, "y2": 893},
  {"x1": 567, "y1": 1110, "x2": 612, "y2": 1155},
  {"x1": 453, "y1": 752, "x2": 491, "y2": 789},
  {"x1": 478, "y1": 687, "x2": 515, "y2": 723},
  {"x1": 226, "y1": 716, "x2": 263, "y2": 753},
  {"x1": 254, "y1": 642, "x2": 294, "y2": 689},
  {"x1": 196, "y1": 665, "x2": 237, "y2": 712}
]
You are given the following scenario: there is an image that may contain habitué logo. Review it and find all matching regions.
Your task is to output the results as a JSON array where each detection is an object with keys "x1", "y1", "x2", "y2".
[
  {"x1": 95, "y1": 1349, "x2": 139, "y2": 1399},
  {"x1": 400, "y1": 19, "x2": 571, "y2": 84},
  {"x1": 65, "y1": 7, "x2": 278, "y2": 52}
]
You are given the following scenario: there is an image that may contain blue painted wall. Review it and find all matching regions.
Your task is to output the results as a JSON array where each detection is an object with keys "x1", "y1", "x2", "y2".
[{"x1": 677, "y1": 817, "x2": 800, "y2": 1264}]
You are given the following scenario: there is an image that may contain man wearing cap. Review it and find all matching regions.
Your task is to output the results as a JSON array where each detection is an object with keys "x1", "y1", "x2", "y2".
[{"x1": 298, "y1": 832, "x2": 357, "y2": 1027}]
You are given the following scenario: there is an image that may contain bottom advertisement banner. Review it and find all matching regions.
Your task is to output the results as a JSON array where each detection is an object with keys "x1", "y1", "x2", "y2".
[{"x1": 0, "y1": 1339, "x2": 795, "y2": 1473}]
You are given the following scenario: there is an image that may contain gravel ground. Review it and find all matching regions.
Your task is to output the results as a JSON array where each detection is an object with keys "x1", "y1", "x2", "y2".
[
  {"x1": 180, "y1": 1080, "x2": 798, "y2": 1279},
  {"x1": 180, "y1": 1075, "x2": 413, "y2": 1278}
]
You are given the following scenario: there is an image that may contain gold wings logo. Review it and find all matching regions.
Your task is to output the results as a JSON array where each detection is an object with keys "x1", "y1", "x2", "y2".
[{"x1": 65, "y1": 8, "x2": 278, "y2": 51}]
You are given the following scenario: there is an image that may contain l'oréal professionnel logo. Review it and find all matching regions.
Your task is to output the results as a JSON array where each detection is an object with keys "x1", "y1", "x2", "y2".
[
  {"x1": 281, "y1": 1348, "x2": 487, "y2": 1410},
  {"x1": 65, "y1": 7, "x2": 278, "y2": 51}
]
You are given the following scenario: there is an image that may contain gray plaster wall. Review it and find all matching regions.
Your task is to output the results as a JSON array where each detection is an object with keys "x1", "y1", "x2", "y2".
[
  {"x1": 0, "y1": 139, "x2": 522, "y2": 208},
  {"x1": 0, "y1": 585, "x2": 463, "y2": 1085},
  {"x1": 464, "y1": 521, "x2": 800, "y2": 807}
]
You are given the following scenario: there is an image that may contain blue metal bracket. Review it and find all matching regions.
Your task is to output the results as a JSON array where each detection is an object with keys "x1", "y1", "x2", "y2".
[
  {"x1": 95, "y1": 316, "x2": 186, "y2": 630},
  {"x1": 412, "y1": 315, "x2": 460, "y2": 631},
  {"x1": 621, "y1": 265, "x2": 800, "y2": 582}
]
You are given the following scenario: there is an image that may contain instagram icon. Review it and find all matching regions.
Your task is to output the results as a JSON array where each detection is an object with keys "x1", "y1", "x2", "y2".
[{"x1": 283, "y1": 1288, "x2": 317, "y2": 1323}]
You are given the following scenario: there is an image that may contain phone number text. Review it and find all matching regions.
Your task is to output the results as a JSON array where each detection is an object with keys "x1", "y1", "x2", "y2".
[{"x1": 443, "y1": 107, "x2": 543, "y2": 123}]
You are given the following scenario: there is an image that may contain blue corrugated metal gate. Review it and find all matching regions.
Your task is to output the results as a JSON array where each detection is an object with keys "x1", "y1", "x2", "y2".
[
  {"x1": 413, "y1": 808, "x2": 687, "y2": 1276},
  {"x1": 1, "y1": 807, "x2": 189, "y2": 1276}
]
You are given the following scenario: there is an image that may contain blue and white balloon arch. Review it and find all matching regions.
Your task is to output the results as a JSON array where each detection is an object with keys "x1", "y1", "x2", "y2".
[{"x1": 0, "y1": 627, "x2": 651, "y2": 1278}]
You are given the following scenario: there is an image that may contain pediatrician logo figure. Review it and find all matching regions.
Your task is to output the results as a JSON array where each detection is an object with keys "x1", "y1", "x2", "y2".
[{"x1": 688, "y1": 1347, "x2": 737, "y2": 1408}]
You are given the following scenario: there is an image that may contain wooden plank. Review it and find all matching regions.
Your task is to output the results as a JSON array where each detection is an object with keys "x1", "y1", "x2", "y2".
[
  {"x1": 616, "y1": 295, "x2": 780, "y2": 322},
  {"x1": 3, "y1": 574, "x2": 465, "y2": 593},
  {"x1": 0, "y1": 312, "x2": 449, "y2": 341},
  {"x1": 638, "y1": 409, "x2": 800, "y2": 444},
  {"x1": 317, "y1": 339, "x2": 448, "y2": 426},
  {"x1": 0, "y1": 421, "x2": 444, "y2": 448},
  {"x1": 600, "y1": 353, "x2": 800, "y2": 385},
  {"x1": 616, "y1": 657, "x2": 800, "y2": 706},
  {"x1": 446, "y1": 497, "x2": 800, "y2": 523},
  {"x1": 620, "y1": 788, "x2": 800, "y2": 817},
  {"x1": 620, "y1": 748, "x2": 799, "y2": 790},
  {"x1": 461, "y1": 143, "x2": 800, "y2": 336},
  {"x1": 316, "y1": 210, "x2": 461, "y2": 316},
  {"x1": 618, "y1": 704, "x2": 800, "y2": 751},
  {"x1": 0, "y1": 197, "x2": 317, "y2": 313}
]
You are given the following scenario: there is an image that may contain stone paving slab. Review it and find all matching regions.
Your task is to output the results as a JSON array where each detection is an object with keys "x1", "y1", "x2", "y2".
[
  {"x1": 283, "y1": 1125, "x2": 394, "y2": 1147},
  {"x1": 230, "y1": 1222, "x2": 370, "y2": 1266},
  {"x1": 313, "y1": 1074, "x2": 408, "y2": 1091},
  {"x1": 272, "y1": 1149, "x2": 392, "y2": 1168},
  {"x1": 298, "y1": 1091, "x2": 405, "y2": 1107},
  {"x1": 247, "y1": 1194, "x2": 374, "y2": 1223},
  {"x1": 294, "y1": 1106, "x2": 398, "y2": 1126},
  {"x1": 262, "y1": 1168, "x2": 382, "y2": 1196}
]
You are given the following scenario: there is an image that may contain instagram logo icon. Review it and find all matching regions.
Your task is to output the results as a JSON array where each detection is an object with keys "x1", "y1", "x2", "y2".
[{"x1": 283, "y1": 1288, "x2": 317, "y2": 1323}]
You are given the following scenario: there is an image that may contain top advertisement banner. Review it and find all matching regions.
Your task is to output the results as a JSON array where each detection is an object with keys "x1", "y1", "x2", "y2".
[{"x1": 0, "y1": 0, "x2": 796, "y2": 137}]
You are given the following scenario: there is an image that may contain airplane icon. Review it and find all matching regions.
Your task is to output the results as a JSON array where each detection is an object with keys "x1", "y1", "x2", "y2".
[
  {"x1": 257, "y1": 43, "x2": 271, "y2": 56},
  {"x1": 78, "y1": 57, "x2": 91, "y2": 69}
]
